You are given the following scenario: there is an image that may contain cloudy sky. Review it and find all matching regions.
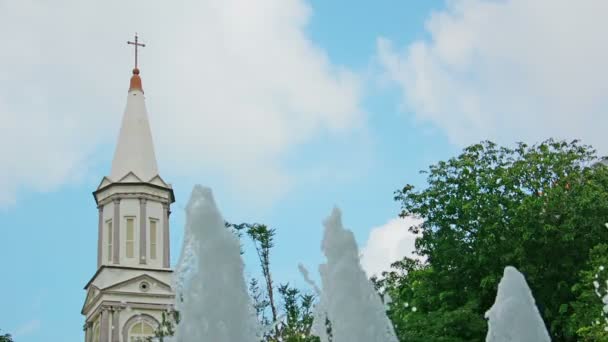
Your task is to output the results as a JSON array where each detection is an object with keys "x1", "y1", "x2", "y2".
[{"x1": 1, "y1": 0, "x2": 607, "y2": 340}]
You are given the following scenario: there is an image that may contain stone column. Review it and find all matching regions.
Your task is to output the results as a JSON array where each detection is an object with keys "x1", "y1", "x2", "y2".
[
  {"x1": 84, "y1": 322, "x2": 90, "y2": 342},
  {"x1": 139, "y1": 198, "x2": 147, "y2": 265},
  {"x1": 163, "y1": 202, "x2": 171, "y2": 268},
  {"x1": 97, "y1": 205, "x2": 103, "y2": 268},
  {"x1": 87, "y1": 322, "x2": 94, "y2": 342},
  {"x1": 99, "y1": 308, "x2": 110, "y2": 342},
  {"x1": 111, "y1": 307, "x2": 120, "y2": 342},
  {"x1": 113, "y1": 199, "x2": 121, "y2": 265}
]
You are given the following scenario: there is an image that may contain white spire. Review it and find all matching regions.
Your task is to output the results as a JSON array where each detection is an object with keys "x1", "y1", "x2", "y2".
[{"x1": 110, "y1": 69, "x2": 159, "y2": 182}]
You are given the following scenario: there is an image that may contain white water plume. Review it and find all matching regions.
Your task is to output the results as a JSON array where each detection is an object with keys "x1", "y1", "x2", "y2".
[
  {"x1": 485, "y1": 266, "x2": 551, "y2": 342},
  {"x1": 311, "y1": 207, "x2": 398, "y2": 342},
  {"x1": 173, "y1": 185, "x2": 259, "y2": 342}
]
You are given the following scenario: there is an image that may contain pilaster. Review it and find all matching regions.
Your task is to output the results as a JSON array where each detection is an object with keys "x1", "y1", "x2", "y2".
[
  {"x1": 84, "y1": 322, "x2": 92, "y2": 342},
  {"x1": 97, "y1": 206, "x2": 103, "y2": 268},
  {"x1": 99, "y1": 308, "x2": 110, "y2": 342},
  {"x1": 111, "y1": 307, "x2": 121, "y2": 342},
  {"x1": 113, "y1": 199, "x2": 121, "y2": 265},
  {"x1": 163, "y1": 203, "x2": 170, "y2": 268},
  {"x1": 139, "y1": 197, "x2": 147, "y2": 265}
]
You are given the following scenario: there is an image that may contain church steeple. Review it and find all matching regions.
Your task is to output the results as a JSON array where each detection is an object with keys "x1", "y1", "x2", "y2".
[
  {"x1": 109, "y1": 66, "x2": 159, "y2": 182},
  {"x1": 96, "y1": 62, "x2": 174, "y2": 269},
  {"x1": 84, "y1": 35, "x2": 175, "y2": 342}
]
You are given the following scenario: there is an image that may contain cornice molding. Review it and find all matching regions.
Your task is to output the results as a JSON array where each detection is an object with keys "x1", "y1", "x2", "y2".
[
  {"x1": 98, "y1": 192, "x2": 169, "y2": 207},
  {"x1": 85, "y1": 300, "x2": 175, "y2": 322},
  {"x1": 93, "y1": 182, "x2": 175, "y2": 205},
  {"x1": 84, "y1": 265, "x2": 173, "y2": 290},
  {"x1": 83, "y1": 290, "x2": 175, "y2": 317},
  {"x1": 103, "y1": 274, "x2": 172, "y2": 292}
]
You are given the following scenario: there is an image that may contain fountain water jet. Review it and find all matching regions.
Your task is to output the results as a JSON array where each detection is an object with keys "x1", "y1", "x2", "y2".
[
  {"x1": 310, "y1": 207, "x2": 399, "y2": 342},
  {"x1": 173, "y1": 185, "x2": 259, "y2": 342},
  {"x1": 171, "y1": 188, "x2": 554, "y2": 342},
  {"x1": 485, "y1": 266, "x2": 550, "y2": 342}
]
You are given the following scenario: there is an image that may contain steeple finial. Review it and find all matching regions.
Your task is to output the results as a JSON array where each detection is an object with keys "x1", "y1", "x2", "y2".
[
  {"x1": 127, "y1": 33, "x2": 146, "y2": 69},
  {"x1": 127, "y1": 33, "x2": 146, "y2": 92}
]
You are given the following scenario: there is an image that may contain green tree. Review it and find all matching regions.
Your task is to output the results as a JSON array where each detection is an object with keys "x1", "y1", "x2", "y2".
[
  {"x1": 227, "y1": 222, "x2": 281, "y2": 337},
  {"x1": 273, "y1": 284, "x2": 318, "y2": 342},
  {"x1": 149, "y1": 309, "x2": 181, "y2": 342},
  {"x1": 372, "y1": 258, "x2": 487, "y2": 341},
  {"x1": 227, "y1": 222, "x2": 320, "y2": 342},
  {"x1": 157, "y1": 222, "x2": 319, "y2": 341},
  {"x1": 0, "y1": 330, "x2": 13, "y2": 342},
  {"x1": 386, "y1": 140, "x2": 608, "y2": 341},
  {"x1": 567, "y1": 243, "x2": 608, "y2": 340}
]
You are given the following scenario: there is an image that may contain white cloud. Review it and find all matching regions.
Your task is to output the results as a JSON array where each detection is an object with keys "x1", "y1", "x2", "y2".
[
  {"x1": 0, "y1": 0, "x2": 363, "y2": 206},
  {"x1": 360, "y1": 217, "x2": 422, "y2": 278},
  {"x1": 378, "y1": 0, "x2": 608, "y2": 151},
  {"x1": 13, "y1": 319, "x2": 41, "y2": 338}
]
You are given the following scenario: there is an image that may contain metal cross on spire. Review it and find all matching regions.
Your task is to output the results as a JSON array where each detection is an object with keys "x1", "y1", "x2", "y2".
[{"x1": 127, "y1": 33, "x2": 146, "y2": 69}]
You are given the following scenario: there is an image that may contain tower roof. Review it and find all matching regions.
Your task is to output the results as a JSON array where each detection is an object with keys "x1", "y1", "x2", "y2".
[{"x1": 109, "y1": 68, "x2": 159, "y2": 182}]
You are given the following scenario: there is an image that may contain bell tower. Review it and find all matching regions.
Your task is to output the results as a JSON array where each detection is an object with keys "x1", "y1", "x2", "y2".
[{"x1": 82, "y1": 34, "x2": 176, "y2": 342}]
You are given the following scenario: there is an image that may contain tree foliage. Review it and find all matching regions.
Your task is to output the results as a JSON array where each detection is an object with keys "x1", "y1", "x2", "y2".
[
  {"x1": 149, "y1": 309, "x2": 181, "y2": 342},
  {"x1": 567, "y1": 243, "x2": 608, "y2": 340},
  {"x1": 227, "y1": 222, "x2": 320, "y2": 342},
  {"x1": 379, "y1": 140, "x2": 608, "y2": 341},
  {"x1": 0, "y1": 330, "x2": 13, "y2": 342}
]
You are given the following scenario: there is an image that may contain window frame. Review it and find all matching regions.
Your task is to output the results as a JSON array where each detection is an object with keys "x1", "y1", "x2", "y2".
[
  {"x1": 125, "y1": 216, "x2": 136, "y2": 259},
  {"x1": 106, "y1": 219, "x2": 113, "y2": 262},
  {"x1": 149, "y1": 218, "x2": 158, "y2": 260},
  {"x1": 129, "y1": 320, "x2": 155, "y2": 341}
]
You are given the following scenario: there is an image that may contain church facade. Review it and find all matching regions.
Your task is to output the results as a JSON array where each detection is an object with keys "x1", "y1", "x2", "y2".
[{"x1": 81, "y1": 63, "x2": 175, "y2": 342}]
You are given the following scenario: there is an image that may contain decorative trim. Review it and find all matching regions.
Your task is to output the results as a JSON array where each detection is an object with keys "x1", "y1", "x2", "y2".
[
  {"x1": 163, "y1": 203, "x2": 170, "y2": 268},
  {"x1": 97, "y1": 205, "x2": 104, "y2": 269},
  {"x1": 88, "y1": 301, "x2": 174, "y2": 320},
  {"x1": 139, "y1": 281, "x2": 151, "y2": 292},
  {"x1": 117, "y1": 171, "x2": 143, "y2": 183},
  {"x1": 148, "y1": 174, "x2": 169, "y2": 187},
  {"x1": 82, "y1": 284, "x2": 101, "y2": 312},
  {"x1": 112, "y1": 199, "x2": 121, "y2": 265},
  {"x1": 102, "y1": 274, "x2": 172, "y2": 292},
  {"x1": 106, "y1": 300, "x2": 174, "y2": 310},
  {"x1": 84, "y1": 295, "x2": 175, "y2": 319},
  {"x1": 82, "y1": 290, "x2": 102, "y2": 318},
  {"x1": 83, "y1": 265, "x2": 173, "y2": 290},
  {"x1": 139, "y1": 198, "x2": 147, "y2": 265},
  {"x1": 93, "y1": 182, "x2": 175, "y2": 205},
  {"x1": 96, "y1": 176, "x2": 114, "y2": 190},
  {"x1": 83, "y1": 291, "x2": 174, "y2": 316},
  {"x1": 104, "y1": 290, "x2": 174, "y2": 299},
  {"x1": 97, "y1": 192, "x2": 169, "y2": 208},
  {"x1": 122, "y1": 313, "x2": 160, "y2": 342}
]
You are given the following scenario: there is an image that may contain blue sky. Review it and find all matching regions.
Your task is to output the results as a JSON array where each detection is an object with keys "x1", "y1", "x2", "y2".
[{"x1": 1, "y1": 0, "x2": 607, "y2": 340}]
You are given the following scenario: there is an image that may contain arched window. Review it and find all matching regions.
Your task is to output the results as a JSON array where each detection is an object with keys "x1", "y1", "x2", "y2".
[{"x1": 129, "y1": 321, "x2": 155, "y2": 341}]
